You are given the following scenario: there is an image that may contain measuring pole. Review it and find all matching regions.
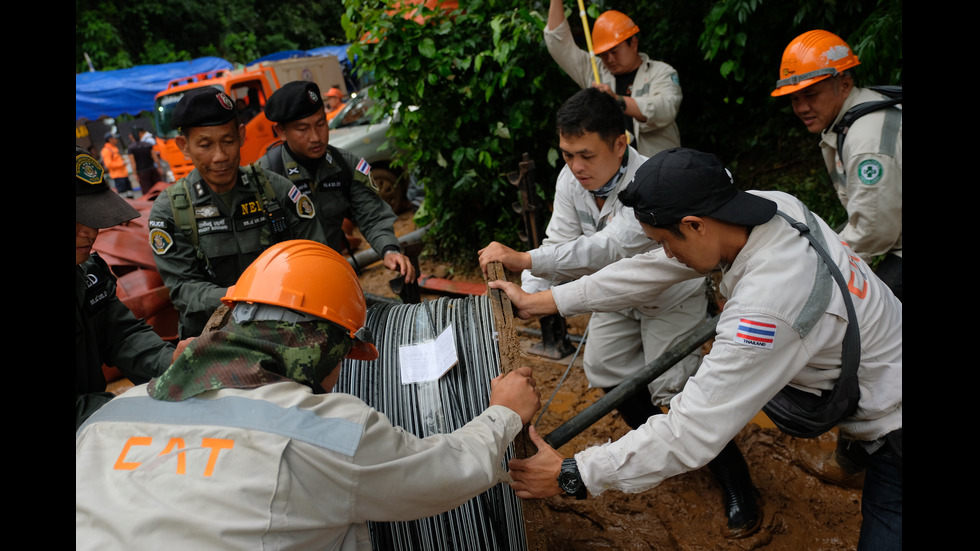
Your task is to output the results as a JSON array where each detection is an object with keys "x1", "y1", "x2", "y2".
[{"x1": 576, "y1": 0, "x2": 602, "y2": 85}]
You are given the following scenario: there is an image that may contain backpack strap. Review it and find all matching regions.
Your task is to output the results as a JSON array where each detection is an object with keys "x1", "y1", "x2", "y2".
[
  {"x1": 166, "y1": 178, "x2": 215, "y2": 277},
  {"x1": 327, "y1": 144, "x2": 354, "y2": 196},
  {"x1": 324, "y1": 146, "x2": 362, "y2": 271},
  {"x1": 761, "y1": 209, "x2": 862, "y2": 438},
  {"x1": 833, "y1": 86, "x2": 902, "y2": 158}
]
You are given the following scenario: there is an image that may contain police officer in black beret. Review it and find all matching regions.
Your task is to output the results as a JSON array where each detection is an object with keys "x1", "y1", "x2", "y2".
[
  {"x1": 259, "y1": 81, "x2": 416, "y2": 284},
  {"x1": 76, "y1": 146, "x2": 183, "y2": 429},
  {"x1": 147, "y1": 87, "x2": 327, "y2": 338}
]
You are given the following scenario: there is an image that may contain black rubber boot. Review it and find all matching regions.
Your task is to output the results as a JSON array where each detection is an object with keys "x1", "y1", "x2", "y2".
[
  {"x1": 603, "y1": 385, "x2": 761, "y2": 537},
  {"x1": 708, "y1": 440, "x2": 762, "y2": 538}
]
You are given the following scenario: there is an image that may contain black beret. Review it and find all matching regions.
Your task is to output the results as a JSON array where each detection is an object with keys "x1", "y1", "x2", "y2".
[
  {"x1": 172, "y1": 87, "x2": 239, "y2": 130},
  {"x1": 265, "y1": 81, "x2": 324, "y2": 123}
]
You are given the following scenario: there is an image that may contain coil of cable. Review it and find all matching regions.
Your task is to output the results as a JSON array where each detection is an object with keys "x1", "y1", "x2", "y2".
[{"x1": 335, "y1": 296, "x2": 528, "y2": 551}]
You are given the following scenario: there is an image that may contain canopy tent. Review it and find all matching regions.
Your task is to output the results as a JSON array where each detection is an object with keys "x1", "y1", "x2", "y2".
[
  {"x1": 76, "y1": 46, "x2": 354, "y2": 122},
  {"x1": 75, "y1": 57, "x2": 232, "y2": 121}
]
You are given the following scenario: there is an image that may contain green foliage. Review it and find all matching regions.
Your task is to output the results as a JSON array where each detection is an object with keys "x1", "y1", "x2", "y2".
[
  {"x1": 75, "y1": 0, "x2": 348, "y2": 71},
  {"x1": 77, "y1": 0, "x2": 900, "y2": 266},
  {"x1": 621, "y1": 0, "x2": 899, "y2": 227},
  {"x1": 343, "y1": 0, "x2": 577, "y2": 266}
]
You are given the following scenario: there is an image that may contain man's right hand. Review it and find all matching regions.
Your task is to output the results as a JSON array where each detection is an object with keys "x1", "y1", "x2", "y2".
[
  {"x1": 489, "y1": 366, "x2": 540, "y2": 425},
  {"x1": 487, "y1": 281, "x2": 558, "y2": 320},
  {"x1": 478, "y1": 241, "x2": 532, "y2": 278}
]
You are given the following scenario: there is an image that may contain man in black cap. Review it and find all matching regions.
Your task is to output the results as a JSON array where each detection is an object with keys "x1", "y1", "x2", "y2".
[
  {"x1": 76, "y1": 146, "x2": 185, "y2": 429},
  {"x1": 148, "y1": 87, "x2": 327, "y2": 338},
  {"x1": 492, "y1": 148, "x2": 903, "y2": 549},
  {"x1": 259, "y1": 81, "x2": 415, "y2": 284},
  {"x1": 128, "y1": 126, "x2": 163, "y2": 195}
]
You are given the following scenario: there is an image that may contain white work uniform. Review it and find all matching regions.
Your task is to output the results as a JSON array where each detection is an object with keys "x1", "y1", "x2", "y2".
[
  {"x1": 550, "y1": 190, "x2": 902, "y2": 495},
  {"x1": 544, "y1": 19, "x2": 683, "y2": 157},
  {"x1": 522, "y1": 147, "x2": 706, "y2": 403},
  {"x1": 820, "y1": 87, "x2": 903, "y2": 263},
  {"x1": 75, "y1": 382, "x2": 522, "y2": 550}
]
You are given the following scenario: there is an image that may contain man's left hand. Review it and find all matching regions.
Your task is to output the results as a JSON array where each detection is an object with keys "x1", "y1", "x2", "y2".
[{"x1": 508, "y1": 425, "x2": 566, "y2": 498}]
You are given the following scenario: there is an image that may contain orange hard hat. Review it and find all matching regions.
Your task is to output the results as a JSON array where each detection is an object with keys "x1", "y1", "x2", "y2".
[
  {"x1": 592, "y1": 10, "x2": 639, "y2": 55},
  {"x1": 771, "y1": 30, "x2": 860, "y2": 97},
  {"x1": 223, "y1": 240, "x2": 378, "y2": 361}
]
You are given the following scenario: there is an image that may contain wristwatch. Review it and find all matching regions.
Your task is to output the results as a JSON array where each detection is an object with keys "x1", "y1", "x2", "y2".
[
  {"x1": 616, "y1": 95, "x2": 627, "y2": 112},
  {"x1": 557, "y1": 458, "x2": 587, "y2": 500}
]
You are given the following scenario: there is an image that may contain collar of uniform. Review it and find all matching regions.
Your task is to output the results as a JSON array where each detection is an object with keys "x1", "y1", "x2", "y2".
[
  {"x1": 822, "y1": 86, "x2": 861, "y2": 140},
  {"x1": 591, "y1": 146, "x2": 631, "y2": 199},
  {"x1": 283, "y1": 143, "x2": 331, "y2": 177},
  {"x1": 186, "y1": 167, "x2": 249, "y2": 203}
]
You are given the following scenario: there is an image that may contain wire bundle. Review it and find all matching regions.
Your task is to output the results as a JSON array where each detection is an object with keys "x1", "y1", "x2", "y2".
[{"x1": 336, "y1": 296, "x2": 528, "y2": 551}]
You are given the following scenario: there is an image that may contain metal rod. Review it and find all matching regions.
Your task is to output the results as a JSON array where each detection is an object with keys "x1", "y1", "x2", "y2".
[
  {"x1": 544, "y1": 316, "x2": 719, "y2": 449},
  {"x1": 348, "y1": 225, "x2": 430, "y2": 268}
]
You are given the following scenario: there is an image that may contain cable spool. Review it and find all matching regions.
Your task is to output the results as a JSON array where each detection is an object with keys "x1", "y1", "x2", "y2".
[{"x1": 335, "y1": 296, "x2": 528, "y2": 551}]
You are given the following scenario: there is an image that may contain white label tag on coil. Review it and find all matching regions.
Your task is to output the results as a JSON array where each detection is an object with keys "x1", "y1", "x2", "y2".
[{"x1": 398, "y1": 325, "x2": 459, "y2": 384}]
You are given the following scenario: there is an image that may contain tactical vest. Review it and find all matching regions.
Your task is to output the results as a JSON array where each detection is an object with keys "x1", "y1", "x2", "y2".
[
  {"x1": 263, "y1": 143, "x2": 354, "y2": 199},
  {"x1": 166, "y1": 164, "x2": 291, "y2": 273},
  {"x1": 262, "y1": 144, "x2": 361, "y2": 267}
]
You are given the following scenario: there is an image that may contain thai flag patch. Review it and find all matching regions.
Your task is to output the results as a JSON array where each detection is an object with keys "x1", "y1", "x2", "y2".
[
  {"x1": 356, "y1": 158, "x2": 371, "y2": 175},
  {"x1": 734, "y1": 318, "x2": 776, "y2": 350},
  {"x1": 288, "y1": 185, "x2": 303, "y2": 203}
]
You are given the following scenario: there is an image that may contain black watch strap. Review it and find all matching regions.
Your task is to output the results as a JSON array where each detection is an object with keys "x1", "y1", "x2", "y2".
[{"x1": 557, "y1": 458, "x2": 587, "y2": 500}]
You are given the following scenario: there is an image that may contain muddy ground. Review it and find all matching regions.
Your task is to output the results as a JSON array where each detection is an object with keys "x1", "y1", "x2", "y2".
[
  {"x1": 350, "y1": 213, "x2": 867, "y2": 551},
  {"x1": 105, "y1": 212, "x2": 866, "y2": 550}
]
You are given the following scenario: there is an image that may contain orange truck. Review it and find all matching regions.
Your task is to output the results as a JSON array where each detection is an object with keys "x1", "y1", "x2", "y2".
[{"x1": 151, "y1": 55, "x2": 347, "y2": 180}]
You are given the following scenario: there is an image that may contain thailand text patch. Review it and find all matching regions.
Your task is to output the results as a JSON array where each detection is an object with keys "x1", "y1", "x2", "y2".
[{"x1": 734, "y1": 318, "x2": 776, "y2": 350}]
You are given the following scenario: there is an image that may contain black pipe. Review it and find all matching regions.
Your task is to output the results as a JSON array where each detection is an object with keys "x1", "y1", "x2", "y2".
[
  {"x1": 348, "y1": 225, "x2": 430, "y2": 269},
  {"x1": 544, "y1": 316, "x2": 719, "y2": 449}
]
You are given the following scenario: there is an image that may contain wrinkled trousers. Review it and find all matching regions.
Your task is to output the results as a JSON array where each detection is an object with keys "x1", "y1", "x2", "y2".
[{"x1": 858, "y1": 432, "x2": 902, "y2": 550}]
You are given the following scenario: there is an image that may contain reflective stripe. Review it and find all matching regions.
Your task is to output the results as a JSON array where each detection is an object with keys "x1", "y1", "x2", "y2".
[
  {"x1": 775, "y1": 67, "x2": 839, "y2": 88},
  {"x1": 77, "y1": 395, "x2": 364, "y2": 457},
  {"x1": 879, "y1": 107, "x2": 901, "y2": 157}
]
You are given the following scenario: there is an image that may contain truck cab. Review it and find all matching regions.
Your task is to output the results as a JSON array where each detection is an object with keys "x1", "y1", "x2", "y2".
[
  {"x1": 152, "y1": 66, "x2": 281, "y2": 181},
  {"x1": 152, "y1": 56, "x2": 345, "y2": 181}
]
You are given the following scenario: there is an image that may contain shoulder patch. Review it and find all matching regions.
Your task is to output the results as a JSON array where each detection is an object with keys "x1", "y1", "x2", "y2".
[
  {"x1": 149, "y1": 228, "x2": 174, "y2": 255},
  {"x1": 296, "y1": 194, "x2": 316, "y2": 219},
  {"x1": 355, "y1": 158, "x2": 371, "y2": 175},
  {"x1": 288, "y1": 185, "x2": 317, "y2": 219},
  {"x1": 733, "y1": 318, "x2": 776, "y2": 350},
  {"x1": 857, "y1": 159, "x2": 883, "y2": 185}
]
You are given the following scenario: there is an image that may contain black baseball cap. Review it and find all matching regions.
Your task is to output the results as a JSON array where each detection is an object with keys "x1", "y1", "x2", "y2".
[
  {"x1": 76, "y1": 146, "x2": 139, "y2": 228},
  {"x1": 265, "y1": 81, "x2": 324, "y2": 123},
  {"x1": 619, "y1": 148, "x2": 776, "y2": 227},
  {"x1": 171, "y1": 87, "x2": 238, "y2": 130}
]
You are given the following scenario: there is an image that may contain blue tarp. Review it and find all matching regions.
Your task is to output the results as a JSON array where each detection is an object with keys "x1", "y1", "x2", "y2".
[
  {"x1": 76, "y1": 46, "x2": 353, "y2": 122},
  {"x1": 249, "y1": 45, "x2": 351, "y2": 66},
  {"x1": 75, "y1": 57, "x2": 233, "y2": 121}
]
